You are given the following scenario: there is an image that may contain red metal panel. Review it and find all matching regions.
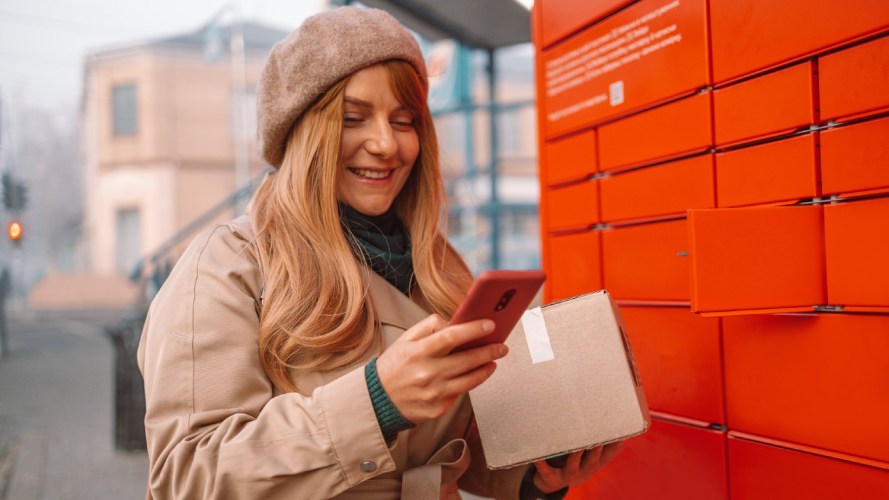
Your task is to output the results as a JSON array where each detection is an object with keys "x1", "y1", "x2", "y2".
[
  {"x1": 600, "y1": 154, "x2": 715, "y2": 222},
  {"x1": 567, "y1": 417, "x2": 728, "y2": 500},
  {"x1": 543, "y1": 129, "x2": 597, "y2": 186},
  {"x1": 602, "y1": 219, "x2": 690, "y2": 302},
  {"x1": 821, "y1": 116, "x2": 889, "y2": 196},
  {"x1": 543, "y1": 179, "x2": 600, "y2": 231},
  {"x1": 541, "y1": 0, "x2": 710, "y2": 138},
  {"x1": 715, "y1": 133, "x2": 818, "y2": 207},
  {"x1": 723, "y1": 314, "x2": 889, "y2": 463},
  {"x1": 540, "y1": 0, "x2": 631, "y2": 48},
  {"x1": 713, "y1": 62, "x2": 815, "y2": 146},
  {"x1": 710, "y1": 0, "x2": 889, "y2": 83},
  {"x1": 688, "y1": 205, "x2": 826, "y2": 315},
  {"x1": 820, "y1": 34, "x2": 889, "y2": 121},
  {"x1": 824, "y1": 197, "x2": 889, "y2": 307},
  {"x1": 621, "y1": 306, "x2": 724, "y2": 424},
  {"x1": 599, "y1": 92, "x2": 712, "y2": 171},
  {"x1": 729, "y1": 437, "x2": 889, "y2": 499},
  {"x1": 546, "y1": 230, "x2": 602, "y2": 303}
]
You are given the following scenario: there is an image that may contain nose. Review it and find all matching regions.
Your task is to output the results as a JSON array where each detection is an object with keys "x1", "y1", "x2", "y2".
[{"x1": 365, "y1": 119, "x2": 397, "y2": 159}]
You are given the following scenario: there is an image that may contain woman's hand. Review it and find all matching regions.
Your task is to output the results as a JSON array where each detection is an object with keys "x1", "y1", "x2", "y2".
[
  {"x1": 375, "y1": 314, "x2": 508, "y2": 424},
  {"x1": 532, "y1": 443, "x2": 622, "y2": 494}
]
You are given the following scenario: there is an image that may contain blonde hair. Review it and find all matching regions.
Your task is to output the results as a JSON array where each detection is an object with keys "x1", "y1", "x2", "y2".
[{"x1": 251, "y1": 60, "x2": 472, "y2": 393}]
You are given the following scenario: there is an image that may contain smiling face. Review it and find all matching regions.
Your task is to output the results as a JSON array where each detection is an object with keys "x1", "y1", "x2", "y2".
[{"x1": 336, "y1": 64, "x2": 420, "y2": 217}]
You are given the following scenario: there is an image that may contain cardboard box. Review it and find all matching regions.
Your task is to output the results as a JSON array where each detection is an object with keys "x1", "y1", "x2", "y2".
[{"x1": 469, "y1": 291, "x2": 650, "y2": 469}]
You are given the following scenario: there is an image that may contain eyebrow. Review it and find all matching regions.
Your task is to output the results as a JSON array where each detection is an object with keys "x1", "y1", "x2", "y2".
[{"x1": 344, "y1": 96, "x2": 409, "y2": 112}]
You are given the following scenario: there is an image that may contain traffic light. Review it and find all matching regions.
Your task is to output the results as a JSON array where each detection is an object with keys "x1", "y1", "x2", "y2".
[
  {"x1": 7, "y1": 220, "x2": 22, "y2": 245},
  {"x1": 1, "y1": 173, "x2": 12, "y2": 210},
  {"x1": 1, "y1": 173, "x2": 26, "y2": 211}
]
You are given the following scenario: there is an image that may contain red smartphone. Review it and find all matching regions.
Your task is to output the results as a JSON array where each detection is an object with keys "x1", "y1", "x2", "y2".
[{"x1": 449, "y1": 270, "x2": 546, "y2": 351}]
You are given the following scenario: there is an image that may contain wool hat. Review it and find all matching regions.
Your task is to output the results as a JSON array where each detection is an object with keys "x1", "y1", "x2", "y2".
[{"x1": 257, "y1": 6, "x2": 427, "y2": 168}]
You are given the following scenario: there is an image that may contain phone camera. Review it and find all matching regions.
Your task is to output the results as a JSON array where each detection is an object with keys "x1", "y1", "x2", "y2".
[{"x1": 494, "y1": 289, "x2": 517, "y2": 311}]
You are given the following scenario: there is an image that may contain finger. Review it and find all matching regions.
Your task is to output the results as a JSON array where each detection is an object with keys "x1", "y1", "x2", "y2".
[
  {"x1": 532, "y1": 459, "x2": 561, "y2": 488},
  {"x1": 438, "y1": 343, "x2": 508, "y2": 378},
  {"x1": 439, "y1": 361, "x2": 498, "y2": 396},
  {"x1": 400, "y1": 314, "x2": 449, "y2": 342},
  {"x1": 579, "y1": 446, "x2": 605, "y2": 475},
  {"x1": 423, "y1": 319, "x2": 495, "y2": 355},
  {"x1": 599, "y1": 442, "x2": 623, "y2": 466}
]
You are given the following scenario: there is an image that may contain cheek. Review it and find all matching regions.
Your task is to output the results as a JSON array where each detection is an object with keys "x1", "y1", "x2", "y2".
[{"x1": 402, "y1": 134, "x2": 420, "y2": 165}]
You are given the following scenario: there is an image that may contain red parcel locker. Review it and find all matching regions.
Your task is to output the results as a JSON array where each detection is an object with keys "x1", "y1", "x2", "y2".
[
  {"x1": 820, "y1": 34, "x2": 889, "y2": 121},
  {"x1": 820, "y1": 115, "x2": 889, "y2": 196},
  {"x1": 729, "y1": 436, "x2": 889, "y2": 499},
  {"x1": 567, "y1": 417, "x2": 728, "y2": 500},
  {"x1": 620, "y1": 306, "x2": 724, "y2": 424},
  {"x1": 542, "y1": 129, "x2": 596, "y2": 186},
  {"x1": 600, "y1": 154, "x2": 715, "y2": 223},
  {"x1": 543, "y1": 179, "x2": 600, "y2": 231},
  {"x1": 723, "y1": 313, "x2": 889, "y2": 463},
  {"x1": 545, "y1": 229, "x2": 602, "y2": 303},
  {"x1": 824, "y1": 196, "x2": 889, "y2": 309},
  {"x1": 538, "y1": 0, "x2": 631, "y2": 49},
  {"x1": 715, "y1": 133, "x2": 819, "y2": 208},
  {"x1": 599, "y1": 92, "x2": 712, "y2": 172},
  {"x1": 688, "y1": 205, "x2": 827, "y2": 315},
  {"x1": 540, "y1": 0, "x2": 710, "y2": 138},
  {"x1": 710, "y1": 0, "x2": 889, "y2": 83},
  {"x1": 712, "y1": 61, "x2": 815, "y2": 146},
  {"x1": 602, "y1": 219, "x2": 690, "y2": 302}
]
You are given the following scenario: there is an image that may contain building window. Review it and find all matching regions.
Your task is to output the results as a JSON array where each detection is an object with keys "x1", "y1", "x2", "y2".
[
  {"x1": 115, "y1": 207, "x2": 141, "y2": 275},
  {"x1": 112, "y1": 84, "x2": 138, "y2": 136}
]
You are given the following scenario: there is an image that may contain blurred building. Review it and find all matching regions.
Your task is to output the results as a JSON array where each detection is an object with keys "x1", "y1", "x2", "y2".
[
  {"x1": 80, "y1": 4, "x2": 540, "y2": 299},
  {"x1": 428, "y1": 41, "x2": 540, "y2": 272},
  {"x1": 81, "y1": 19, "x2": 288, "y2": 278}
]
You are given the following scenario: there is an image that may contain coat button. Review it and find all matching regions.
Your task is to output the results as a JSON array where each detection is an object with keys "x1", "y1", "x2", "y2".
[{"x1": 360, "y1": 461, "x2": 377, "y2": 473}]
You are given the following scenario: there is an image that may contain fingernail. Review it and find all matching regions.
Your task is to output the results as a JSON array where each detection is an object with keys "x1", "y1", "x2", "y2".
[
  {"x1": 483, "y1": 320, "x2": 495, "y2": 332},
  {"x1": 497, "y1": 345, "x2": 508, "y2": 356}
]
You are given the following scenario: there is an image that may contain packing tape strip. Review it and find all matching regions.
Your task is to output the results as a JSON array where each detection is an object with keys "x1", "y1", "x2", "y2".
[{"x1": 521, "y1": 307, "x2": 555, "y2": 364}]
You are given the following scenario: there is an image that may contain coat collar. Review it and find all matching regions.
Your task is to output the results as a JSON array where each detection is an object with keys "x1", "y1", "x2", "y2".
[
  {"x1": 365, "y1": 267, "x2": 430, "y2": 331},
  {"x1": 229, "y1": 214, "x2": 434, "y2": 331}
]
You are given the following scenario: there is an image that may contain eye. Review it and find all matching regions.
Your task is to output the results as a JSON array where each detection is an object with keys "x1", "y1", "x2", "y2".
[
  {"x1": 390, "y1": 115, "x2": 416, "y2": 130},
  {"x1": 343, "y1": 114, "x2": 363, "y2": 126}
]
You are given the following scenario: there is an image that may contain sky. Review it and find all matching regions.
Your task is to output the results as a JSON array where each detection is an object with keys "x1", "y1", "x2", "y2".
[{"x1": 0, "y1": 0, "x2": 327, "y2": 114}]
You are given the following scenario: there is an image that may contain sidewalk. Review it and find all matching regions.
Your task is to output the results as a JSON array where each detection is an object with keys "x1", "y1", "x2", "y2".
[{"x1": 0, "y1": 310, "x2": 148, "y2": 499}]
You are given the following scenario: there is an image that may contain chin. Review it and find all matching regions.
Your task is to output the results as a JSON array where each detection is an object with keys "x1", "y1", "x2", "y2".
[{"x1": 353, "y1": 202, "x2": 392, "y2": 217}]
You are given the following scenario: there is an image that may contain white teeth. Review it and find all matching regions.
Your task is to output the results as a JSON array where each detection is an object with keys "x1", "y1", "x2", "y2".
[{"x1": 350, "y1": 168, "x2": 391, "y2": 179}]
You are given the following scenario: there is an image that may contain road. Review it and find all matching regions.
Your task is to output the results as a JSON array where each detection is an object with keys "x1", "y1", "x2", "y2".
[{"x1": 0, "y1": 310, "x2": 148, "y2": 499}]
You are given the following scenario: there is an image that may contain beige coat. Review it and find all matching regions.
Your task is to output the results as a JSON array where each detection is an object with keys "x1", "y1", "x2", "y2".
[{"x1": 137, "y1": 217, "x2": 528, "y2": 499}]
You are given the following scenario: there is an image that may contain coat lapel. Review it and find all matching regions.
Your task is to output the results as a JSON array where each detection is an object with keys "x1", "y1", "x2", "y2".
[{"x1": 365, "y1": 267, "x2": 429, "y2": 331}]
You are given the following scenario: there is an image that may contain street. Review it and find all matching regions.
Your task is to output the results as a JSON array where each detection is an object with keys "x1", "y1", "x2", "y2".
[{"x1": 0, "y1": 310, "x2": 148, "y2": 499}]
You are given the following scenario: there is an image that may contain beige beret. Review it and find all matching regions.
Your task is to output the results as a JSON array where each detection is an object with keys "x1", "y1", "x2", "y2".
[{"x1": 257, "y1": 6, "x2": 427, "y2": 168}]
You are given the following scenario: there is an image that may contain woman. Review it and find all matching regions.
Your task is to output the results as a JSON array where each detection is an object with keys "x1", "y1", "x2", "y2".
[{"x1": 138, "y1": 7, "x2": 618, "y2": 499}]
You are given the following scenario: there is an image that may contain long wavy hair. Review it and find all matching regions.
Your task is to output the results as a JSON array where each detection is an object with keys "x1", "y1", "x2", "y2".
[{"x1": 251, "y1": 60, "x2": 472, "y2": 393}]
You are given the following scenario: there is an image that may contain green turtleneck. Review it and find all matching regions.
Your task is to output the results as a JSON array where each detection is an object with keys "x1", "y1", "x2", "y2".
[{"x1": 339, "y1": 202, "x2": 414, "y2": 296}]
